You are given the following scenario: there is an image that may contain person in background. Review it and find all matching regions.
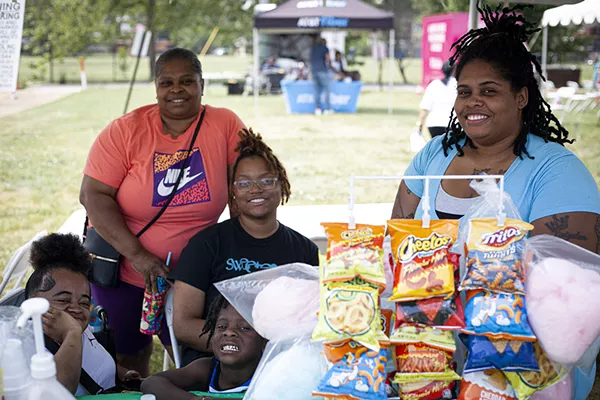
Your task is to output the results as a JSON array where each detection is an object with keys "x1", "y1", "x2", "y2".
[
  {"x1": 310, "y1": 37, "x2": 332, "y2": 115},
  {"x1": 169, "y1": 128, "x2": 319, "y2": 366},
  {"x1": 391, "y1": 6, "x2": 599, "y2": 397},
  {"x1": 79, "y1": 47, "x2": 245, "y2": 376},
  {"x1": 330, "y1": 50, "x2": 347, "y2": 81},
  {"x1": 417, "y1": 61, "x2": 457, "y2": 139},
  {"x1": 141, "y1": 294, "x2": 267, "y2": 399},
  {"x1": 261, "y1": 56, "x2": 279, "y2": 72},
  {"x1": 24, "y1": 233, "x2": 139, "y2": 396}
]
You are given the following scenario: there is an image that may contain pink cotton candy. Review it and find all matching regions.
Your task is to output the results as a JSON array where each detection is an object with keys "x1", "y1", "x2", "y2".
[
  {"x1": 526, "y1": 257, "x2": 600, "y2": 365},
  {"x1": 252, "y1": 277, "x2": 320, "y2": 341}
]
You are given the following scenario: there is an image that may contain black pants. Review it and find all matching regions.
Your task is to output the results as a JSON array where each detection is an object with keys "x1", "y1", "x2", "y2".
[{"x1": 428, "y1": 126, "x2": 446, "y2": 138}]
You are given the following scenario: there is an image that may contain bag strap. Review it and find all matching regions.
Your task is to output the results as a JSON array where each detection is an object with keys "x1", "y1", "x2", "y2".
[
  {"x1": 83, "y1": 108, "x2": 207, "y2": 240},
  {"x1": 44, "y1": 335, "x2": 105, "y2": 395},
  {"x1": 136, "y1": 106, "x2": 206, "y2": 238}
]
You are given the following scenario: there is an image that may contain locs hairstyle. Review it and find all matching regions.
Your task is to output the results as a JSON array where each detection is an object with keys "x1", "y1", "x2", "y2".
[
  {"x1": 442, "y1": 3, "x2": 572, "y2": 159},
  {"x1": 230, "y1": 128, "x2": 291, "y2": 205}
]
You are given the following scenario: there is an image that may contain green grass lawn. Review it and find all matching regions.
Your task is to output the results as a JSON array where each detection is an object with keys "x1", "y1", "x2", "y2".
[{"x1": 1, "y1": 85, "x2": 599, "y2": 373}]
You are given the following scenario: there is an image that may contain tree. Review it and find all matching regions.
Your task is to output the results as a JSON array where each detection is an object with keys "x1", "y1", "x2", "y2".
[
  {"x1": 104, "y1": 0, "x2": 255, "y2": 81},
  {"x1": 23, "y1": 0, "x2": 109, "y2": 82}
]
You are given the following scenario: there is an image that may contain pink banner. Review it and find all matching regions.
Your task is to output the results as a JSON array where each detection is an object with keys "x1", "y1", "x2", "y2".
[{"x1": 421, "y1": 12, "x2": 469, "y2": 88}]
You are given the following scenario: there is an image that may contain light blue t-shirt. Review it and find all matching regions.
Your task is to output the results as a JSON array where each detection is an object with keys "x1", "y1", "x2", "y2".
[
  {"x1": 405, "y1": 134, "x2": 600, "y2": 399},
  {"x1": 405, "y1": 134, "x2": 600, "y2": 223}
]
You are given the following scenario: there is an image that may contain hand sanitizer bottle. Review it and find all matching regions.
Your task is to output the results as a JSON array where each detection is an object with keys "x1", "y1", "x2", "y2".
[{"x1": 16, "y1": 298, "x2": 77, "y2": 400}]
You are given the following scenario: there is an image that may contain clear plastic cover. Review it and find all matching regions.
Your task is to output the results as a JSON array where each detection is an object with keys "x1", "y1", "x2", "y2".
[
  {"x1": 243, "y1": 335, "x2": 327, "y2": 400},
  {"x1": 214, "y1": 263, "x2": 320, "y2": 342},
  {"x1": 525, "y1": 234, "x2": 600, "y2": 371}
]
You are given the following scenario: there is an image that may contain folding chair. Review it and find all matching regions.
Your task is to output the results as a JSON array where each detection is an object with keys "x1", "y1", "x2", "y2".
[
  {"x1": 163, "y1": 288, "x2": 181, "y2": 370},
  {"x1": 310, "y1": 236, "x2": 328, "y2": 256},
  {"x1": 548, "y1": 86, "x2": 577, "y2": 122},
  {"x1": 0, "y1": 231, "x2": 47, "y2": 301}
]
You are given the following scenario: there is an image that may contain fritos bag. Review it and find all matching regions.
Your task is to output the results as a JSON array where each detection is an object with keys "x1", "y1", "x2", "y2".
[
  {"x1": 460, "y1": 218, "x2": 532, "y2": 294},
  {"x1": 321, "y1": 223, "x2": 386, "y2": 287},
  {"x1": 388, "y1": 220, "x2": 459, "y2": 302}
]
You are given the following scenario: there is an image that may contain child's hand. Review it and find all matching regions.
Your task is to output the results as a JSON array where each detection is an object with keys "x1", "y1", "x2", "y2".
[{"x1": 122, "y1": 370, "x2": 141, "y2": 381}]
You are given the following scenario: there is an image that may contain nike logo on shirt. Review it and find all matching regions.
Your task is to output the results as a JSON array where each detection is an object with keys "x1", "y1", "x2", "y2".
[{"x1": 157, "y1": 166, "x2": 203, "y2": 197}]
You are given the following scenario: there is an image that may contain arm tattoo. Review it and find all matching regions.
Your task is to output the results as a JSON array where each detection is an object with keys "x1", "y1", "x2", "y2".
[
  {"x1": 595, "y1": 216, "x2": 600, "y2": 254},
  {"x1": 544, "y1": 215, "x2": 588, "y2": 242}
]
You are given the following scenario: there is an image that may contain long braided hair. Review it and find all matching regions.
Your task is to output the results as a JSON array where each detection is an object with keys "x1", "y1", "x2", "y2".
[
  {"x1": 442, "y1": 3, "x2": 572, "y2": 158},
  {"x1": 230, "y1": 128, "x2": 291, "y2": 205}
]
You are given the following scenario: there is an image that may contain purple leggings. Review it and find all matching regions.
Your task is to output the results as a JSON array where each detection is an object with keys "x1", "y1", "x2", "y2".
[{"x1": 91, "y1": 281, "x2": 171, "y2": 355}]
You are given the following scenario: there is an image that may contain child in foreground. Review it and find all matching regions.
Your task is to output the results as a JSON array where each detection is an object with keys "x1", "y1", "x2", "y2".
[{"x1": 141, "y1": 294, "x2": 267, "y2": 399}]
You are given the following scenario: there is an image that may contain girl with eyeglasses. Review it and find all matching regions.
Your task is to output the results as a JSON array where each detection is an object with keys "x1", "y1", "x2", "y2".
[{"x1": 168, "y1": 128, "x2": 319, "y2": 366}]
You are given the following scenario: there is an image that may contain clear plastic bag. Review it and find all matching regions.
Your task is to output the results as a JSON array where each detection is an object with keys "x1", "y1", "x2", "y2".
[
  {"x1": 410, "y1": 130, "x2": 426, "y2": 153},
  {"x1": 243, "y1": 335, "x2": 327, "y2": 400},
  {"x1": 214, "y1": 263, "x2": 320, "y2": 341},
  {"x1": 453, "y1": 178, "x2": 522, "y2": 260},
  {"x1": 525, "y1": 234, "x2": 600, "y2": 370}
]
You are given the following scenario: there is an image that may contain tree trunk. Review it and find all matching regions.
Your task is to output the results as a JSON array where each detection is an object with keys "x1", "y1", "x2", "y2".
[{"x1": 147, "y1": 0, "x2": 156, "y2": 81}]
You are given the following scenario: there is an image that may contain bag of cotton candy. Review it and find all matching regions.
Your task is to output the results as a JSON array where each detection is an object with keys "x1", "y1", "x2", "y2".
[
  {"x1": 244, "y1": 334, "x2": 328, "y2": 400},
  {"x1": 214, "y1": 263, "x2": 320, "y2": 341},
  {"x1": 525, "y1": 235, "x2": 600, "y2": 370}
]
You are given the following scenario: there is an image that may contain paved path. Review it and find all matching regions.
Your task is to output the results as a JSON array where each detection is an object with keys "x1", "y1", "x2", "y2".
[{"x1": 0, "y1": 84, "x2": 84, "y2": 118}]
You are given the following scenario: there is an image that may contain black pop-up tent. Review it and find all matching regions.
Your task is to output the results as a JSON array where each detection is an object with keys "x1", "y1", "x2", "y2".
[{"x1": 252, "y1": 0, "x2": 395, "y2": 114}]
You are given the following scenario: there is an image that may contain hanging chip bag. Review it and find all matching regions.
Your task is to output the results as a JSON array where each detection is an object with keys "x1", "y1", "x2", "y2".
[
  {"x1": 458, "y1": 370, "x2": 516, "y2": 400},
  {"x1": 321, "y1": 223, "x2": 386, "y2": 287},
  {"x1": 312, "y1": 281, "x2": 383, "y2": 351},
  {"x1": 463, "y1": 335, "x2": 539, "y2": 373},
  {"x1": 398, "y1": 380, "x2": 454, "y2": 400},
  {"x1": 391, "y1": 325, "x2": 461, "y2": 383},
  {"x1": 395, "y1": 252, "x2": 465, "y2": 330},
  {"x1": 462, "y1": 290, "x2": 535, "y2": 341},
  {"x1": 388, "y1": 220, "x2": 459, "y2": 301},
  {"x1": 460, "y1": 218, "x2": 532, "y2": 294},
  {"x1": 503, "y1": 342, "x2": 569, "y2": 400},
  {"x1": 314, "y1": 346, "x2": 388, "y2": 400}
]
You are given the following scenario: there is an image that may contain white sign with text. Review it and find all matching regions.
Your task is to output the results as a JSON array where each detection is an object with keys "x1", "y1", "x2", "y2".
[{"x1": 0, "y1": 0, "x2": 26, "y2": 92}]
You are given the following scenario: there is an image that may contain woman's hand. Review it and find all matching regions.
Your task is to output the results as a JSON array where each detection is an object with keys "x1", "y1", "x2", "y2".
[
  {"x1": 130, "y1": 249, "x2": 169, "y2": 291},
  {"x1": 42, "y1": 308, "x2": 83, "y2": 344}
]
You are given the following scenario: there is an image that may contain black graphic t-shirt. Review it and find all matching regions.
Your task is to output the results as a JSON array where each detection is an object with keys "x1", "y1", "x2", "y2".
[{"x1": 168, "y1": 218, "x2": 319, "y2": 365}]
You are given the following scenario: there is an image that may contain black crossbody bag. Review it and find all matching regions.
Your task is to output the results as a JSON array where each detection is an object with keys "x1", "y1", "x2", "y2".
[{"x1": 83, "y1": 108, "x2": 206, "y2": 288}]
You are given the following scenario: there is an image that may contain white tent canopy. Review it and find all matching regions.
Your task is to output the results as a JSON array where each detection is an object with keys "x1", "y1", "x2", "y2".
[
  {"x1": 542, "y1": 0, "x2": 600, "y2": 27},
  {"x1": 541, "y1": 0, "x2": 600, "y2": 78}
]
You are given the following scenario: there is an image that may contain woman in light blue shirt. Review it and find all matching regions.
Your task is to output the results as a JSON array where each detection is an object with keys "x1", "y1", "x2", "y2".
[{"x1": 392, "y1": 5, "x2": 599, "y2": 399}]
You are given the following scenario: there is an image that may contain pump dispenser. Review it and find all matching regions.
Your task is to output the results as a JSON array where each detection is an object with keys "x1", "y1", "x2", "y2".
[{"x1": 17, "y1": 298, "x2": 76, "y2": 400}]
